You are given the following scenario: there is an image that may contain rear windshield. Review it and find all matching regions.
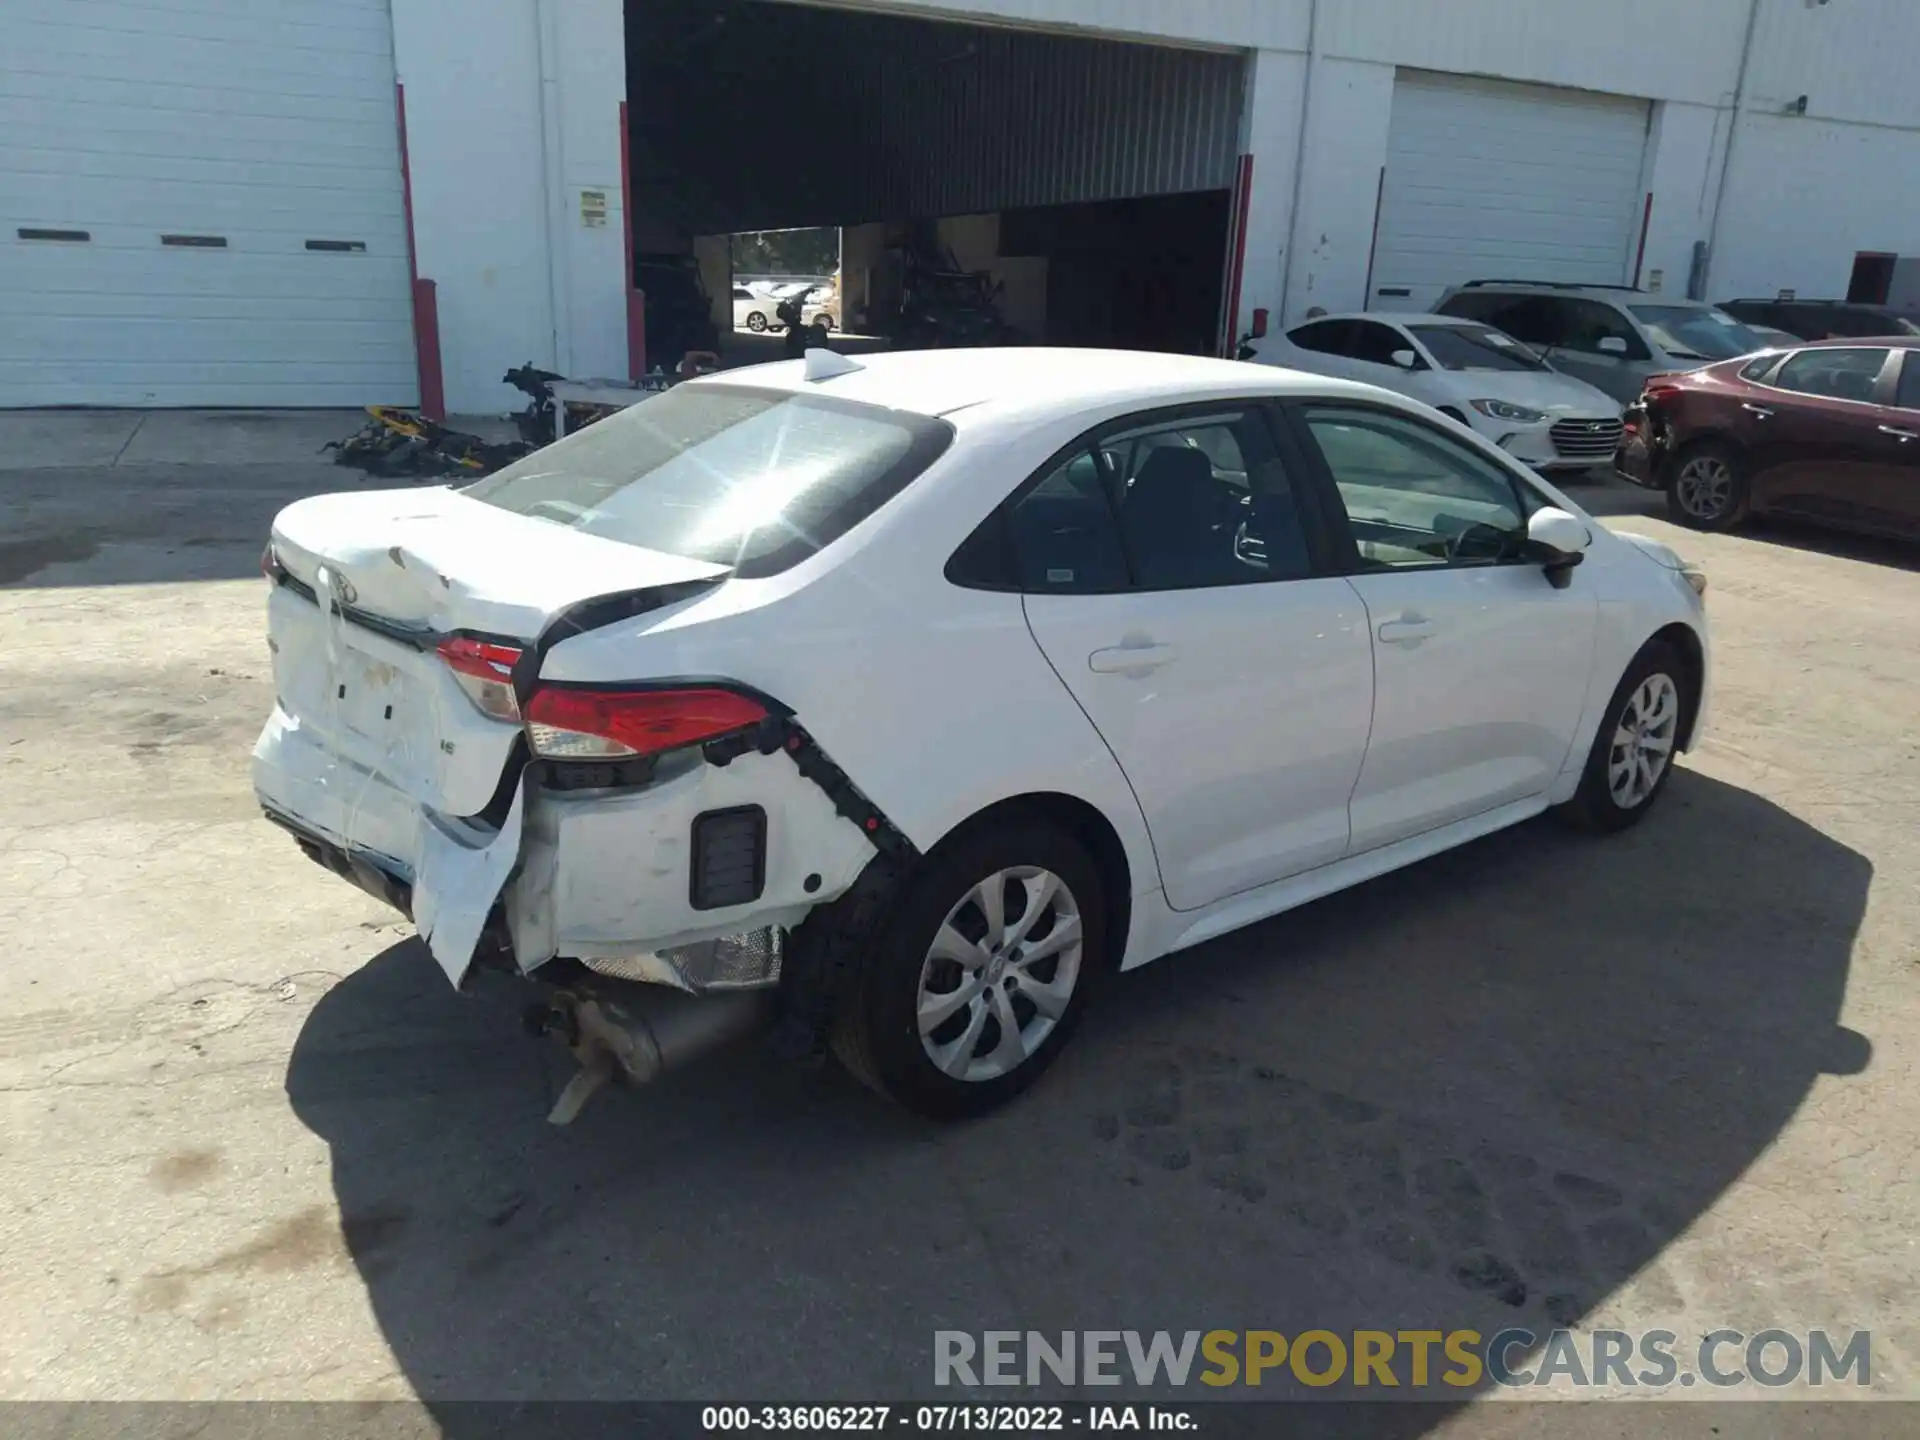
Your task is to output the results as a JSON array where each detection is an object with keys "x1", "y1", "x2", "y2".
[
  {"x1": 1628, "y1": 305, "x2": 1766, "y2": 361},
  {"x1": 1407, "y1": 324, "x2": 1546, "y2": 372},
  {"x1": 463, "y1": 384, "x2": 953, "y2": 577}
]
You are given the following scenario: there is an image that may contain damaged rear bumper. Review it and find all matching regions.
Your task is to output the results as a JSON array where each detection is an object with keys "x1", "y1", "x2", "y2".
[{"x1": 253, "y1": 700, "x2": 885, "y2": 992}]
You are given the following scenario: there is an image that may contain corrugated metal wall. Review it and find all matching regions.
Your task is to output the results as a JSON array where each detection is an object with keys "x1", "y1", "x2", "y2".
[{"x1": 629, "y1": 0, "x2": 1244, "y2": 236}]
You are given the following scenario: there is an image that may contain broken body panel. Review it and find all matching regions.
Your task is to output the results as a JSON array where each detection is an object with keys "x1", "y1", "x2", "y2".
[{"x1": 252, "y1": 484, "x2": 878, "y2": 989}]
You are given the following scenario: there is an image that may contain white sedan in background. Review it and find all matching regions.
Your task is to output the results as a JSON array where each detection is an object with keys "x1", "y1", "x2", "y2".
[
  {"x1": 1254, "y1": 312, "x2": 1626, "y2": 473},
  {"x1": 253, "y1": 347, "x2": 1708, "y2": 1122}
]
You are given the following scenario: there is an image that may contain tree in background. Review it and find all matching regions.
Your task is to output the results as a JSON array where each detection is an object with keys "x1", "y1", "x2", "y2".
[{"x1": 732, "y1": 227, "x2": 840, "y2": 278}]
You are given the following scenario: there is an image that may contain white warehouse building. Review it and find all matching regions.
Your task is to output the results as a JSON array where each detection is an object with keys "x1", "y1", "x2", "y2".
[{"x1": 5, "y1": 0, "x2": 1920, "y2": 415}]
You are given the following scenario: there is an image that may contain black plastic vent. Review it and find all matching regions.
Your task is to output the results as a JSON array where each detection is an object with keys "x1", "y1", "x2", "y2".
[{"x1": 690, "y1": 806, "x2": 766, "y2": 910}]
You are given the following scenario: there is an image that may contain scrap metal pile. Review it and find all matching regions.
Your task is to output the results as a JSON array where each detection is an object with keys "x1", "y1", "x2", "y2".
[{"x1": 325, "y1": 356, "x2": 716, "y2": 480}]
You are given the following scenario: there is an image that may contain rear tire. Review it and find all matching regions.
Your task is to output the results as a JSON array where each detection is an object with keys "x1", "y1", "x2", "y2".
[
  {"x1": 1555, "y1": 640, "x2": 1690, "y2": 833},
  {"x1": 745, "y1": 311, "x2": 769, "y2": 333},
  {"x1": 1665, "y1": 441, "x2": 1750, "y2": 531},
  {"x1": 829, "y1": 820, "x2": 1108, "y2": 1119}
]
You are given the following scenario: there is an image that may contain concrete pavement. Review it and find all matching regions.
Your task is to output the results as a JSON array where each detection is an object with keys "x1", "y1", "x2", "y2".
[{"x1": 1, "y1": 410, "x2": 1916, "y2": 1435}]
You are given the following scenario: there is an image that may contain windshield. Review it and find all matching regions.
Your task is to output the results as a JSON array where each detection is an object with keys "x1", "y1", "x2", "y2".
[
  {"x1": 1407, "y1": 324, "x2": 1547, "y2": 372},
  {"x1": 1628, "y1": 305, "x2": 1767, "y2": 361},
  {"x1": 462, "y1": 384, "x2": 953, "y2": 578}
]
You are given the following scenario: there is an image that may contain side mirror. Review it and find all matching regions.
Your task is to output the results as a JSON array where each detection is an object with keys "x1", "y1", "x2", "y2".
[
  {"x1": 1597, "y1": 336, "x2": 1630, "y2": 355},
  {"x1": 1526, "y1": 505, "x2": 1590, "y2": 588},
  {"x1": 1390, "y1": 348, "x2": 1419, "y2": 370}
]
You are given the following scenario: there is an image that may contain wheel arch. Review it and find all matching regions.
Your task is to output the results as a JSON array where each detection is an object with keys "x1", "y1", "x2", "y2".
[
  {"x1": 1649, "y1": 621, "x2": 1706, "y2": 751},
  {"x1": 1665, "y1": 428, "x2": 1752, "y2": 480},
  {"x1": 925, "y1": 791, "x2": 1134, "y2": 971}
]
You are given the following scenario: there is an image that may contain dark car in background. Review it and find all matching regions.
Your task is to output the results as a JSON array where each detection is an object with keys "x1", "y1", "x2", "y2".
[
  {"x1": 1615, "y1": 337, "x2": 1920, "y2": 537},
  {"x1": 1719, "y1": 298, "x2": 1920, "y2": 341}
]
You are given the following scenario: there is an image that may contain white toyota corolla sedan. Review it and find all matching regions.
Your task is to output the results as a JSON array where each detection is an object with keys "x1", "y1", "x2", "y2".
[{"x1": 254, "y1": 347, "x2": 1710, "y2": 1120}]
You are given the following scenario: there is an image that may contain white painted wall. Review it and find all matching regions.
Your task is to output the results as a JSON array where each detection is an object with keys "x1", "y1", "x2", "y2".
[
  {"x1": 390, "y1": 0, "x2": 626, "y2": 415},
  {"x1": 383, "y1": 0, "x2": 1920, "y2": 406},
  {"x1": 1232, "y1": 48, "x2": 1304, "y2": 342},
  {"x1": 1275, "y1": 58, "x2": 1395, "y2": 323},
  {"x1": 1630, "y1": 101, "x2": 1719, "y2": 300},
  {"x1": 1713, "y1": 113, "x2": 1920, "y2": 301}
]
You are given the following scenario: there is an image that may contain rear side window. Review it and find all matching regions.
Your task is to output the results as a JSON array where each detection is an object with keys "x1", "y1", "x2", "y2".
[
  {"x1": 1005, "y1": 449, "x2": 1130, "y2": 593},
  {"x1": 1739, "y1": 354, "x2": 1784, "y2": 382},
  {"x1": 1892, "y1": 353, "x2": 1920, "y2": 411},
  {"x1": 463, "y1": 384, "x2": 953, "y2": 578},
  {"x1": 1289, "y1": 320, "x2": 1354, "y2": 356},
  {"x1": 1770, "y1": 348, "x2": 1891, "y2": 403}
]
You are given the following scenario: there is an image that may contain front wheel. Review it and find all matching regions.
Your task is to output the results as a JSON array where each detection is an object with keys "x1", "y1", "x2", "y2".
[
  {"x1": 1666, "y1": 442, "x2": 1750, "y2": 531},
  {"x1": 830, "y1": 821, "x2": 1107, "y2": 1118},
  {"x1": 1557, "y1": 641, "x2": 1690, "y2": 832}
]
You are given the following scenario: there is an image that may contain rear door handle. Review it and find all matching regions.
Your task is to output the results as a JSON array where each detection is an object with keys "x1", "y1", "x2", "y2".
[
  {"x1": 1742, "y1": 403, "x2": 1775, "y2": 419},
  {"x1": 1089, "y1": 642, "x2": 1177, "y2": 675},
  {"x1": 1376, "y1": 618, "x2": 1436, "y2": 646},
  {"x1": 1879, "y1": 424, "x2": 1918, "y2": 442}
]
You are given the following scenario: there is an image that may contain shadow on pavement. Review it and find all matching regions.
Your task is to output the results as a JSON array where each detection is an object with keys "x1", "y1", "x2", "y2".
[
  {"x1": 287, "y1": 769, "x2": 1870, "y2": 1431},
  {"x1": 1575, "y1": 475, "x2": 1920, "y2": 572},
  {"x1": 0, "y1": 464, "x2": 371, "y2": 588}
]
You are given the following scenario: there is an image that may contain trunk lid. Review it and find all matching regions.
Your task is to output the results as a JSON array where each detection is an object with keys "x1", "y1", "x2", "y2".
[{"x1": 266, "y1": 485, "x2": 728, "y2": 817}]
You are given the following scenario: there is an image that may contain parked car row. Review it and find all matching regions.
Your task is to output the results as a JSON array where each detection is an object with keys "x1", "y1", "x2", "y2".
[{"x1": 1248, "y1": 276, "x2": 1917, "y2": 543}]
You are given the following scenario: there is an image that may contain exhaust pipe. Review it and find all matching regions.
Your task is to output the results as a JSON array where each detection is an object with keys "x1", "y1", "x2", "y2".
[{"x1": 534, "y1": 984, "x2": 774, "y2": 1124}]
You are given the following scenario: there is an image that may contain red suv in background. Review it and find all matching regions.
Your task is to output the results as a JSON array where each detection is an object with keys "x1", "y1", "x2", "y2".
[{"x1": 1615, "y1": 338, "x2": 1920, "y2": 538}]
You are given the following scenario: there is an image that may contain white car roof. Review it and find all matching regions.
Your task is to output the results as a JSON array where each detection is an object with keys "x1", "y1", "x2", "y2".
[
  {"x1": 686, "y1": 347, "x2": 1389, "y2": 422},
  {"x1": 1294, "y1": 312, "x2": 1485, "y2": 328}
]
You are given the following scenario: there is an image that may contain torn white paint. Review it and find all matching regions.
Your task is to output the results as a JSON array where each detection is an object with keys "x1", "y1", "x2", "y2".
[{"x1": 412, "y1": 781, "x2": 527, "y2": 988}]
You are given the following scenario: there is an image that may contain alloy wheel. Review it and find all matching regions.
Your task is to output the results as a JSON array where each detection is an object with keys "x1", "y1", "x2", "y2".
[
  {"x1": 1674, "y1": 455, "x2": 1733, "y2": 521},
  {"x1": 916, "y1": 866, "x2": 1084, "y2": 1083},
  {"x1": 1608, "y1": 672, "x2": 1680, "y2": 809}
]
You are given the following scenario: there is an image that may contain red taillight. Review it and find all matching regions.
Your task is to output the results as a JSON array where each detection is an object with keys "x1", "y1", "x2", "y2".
[
  {"x1": 438, "y1": 635, "x2": 524, "y2": 722},
  {"x1": 524, "y1": 686, "x2": 768, "y2": 760}
]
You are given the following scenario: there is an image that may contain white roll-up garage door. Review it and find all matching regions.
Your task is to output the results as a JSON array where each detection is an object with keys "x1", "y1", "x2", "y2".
[
  {"x1": 1368, "y1": 72, "x2": 1652, "y2": 313},
  {"x1": 1, "y1": 0, "x2": 417, "y2": 407}
]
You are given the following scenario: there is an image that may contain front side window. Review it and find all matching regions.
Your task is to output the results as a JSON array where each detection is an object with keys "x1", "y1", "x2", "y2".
[
  {"x1": 1348, "y1": 321, "x2": 1414, "y2": 367},
  {"x1": 1407, "y1": 324, "x2": 1548, "y2": 372},
  {"x1": 1770, "y1": 348, "x2": 1892, "y2": 403},
  {"x1": 1628, "y1": 305, "x2": 1765, "y2": 361},
  {"x1": 1435, "y1": 292, "x2": 1507, "y2": 325},
  {"x1": 463, "y1": 384, "x2": 952, "y2": 577},
  {"x1": 1556, "y1": 300, "x2": 1651, "y2": 359},
  {"x1": 1301, "y1": 406, "x2": 1527, "y2": 570},
  {"x1": 1466, "y1": 296, "x2": 1577, "y2": 350}
]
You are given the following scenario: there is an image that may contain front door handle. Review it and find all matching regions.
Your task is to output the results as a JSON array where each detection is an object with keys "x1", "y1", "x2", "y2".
[
  {"x1": 1377, "y1": 617, "x2": 1436, "y2": 646},
  {"x1": 1743, "y1": 403, "x2": 1775, "y2": 420},
  {"x1": 1879, "y1": 424, "x2": 1918, "y2": 442},
  {"x1": 1089, "y1": 642, "x2": 1177, "y2": 675}
]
